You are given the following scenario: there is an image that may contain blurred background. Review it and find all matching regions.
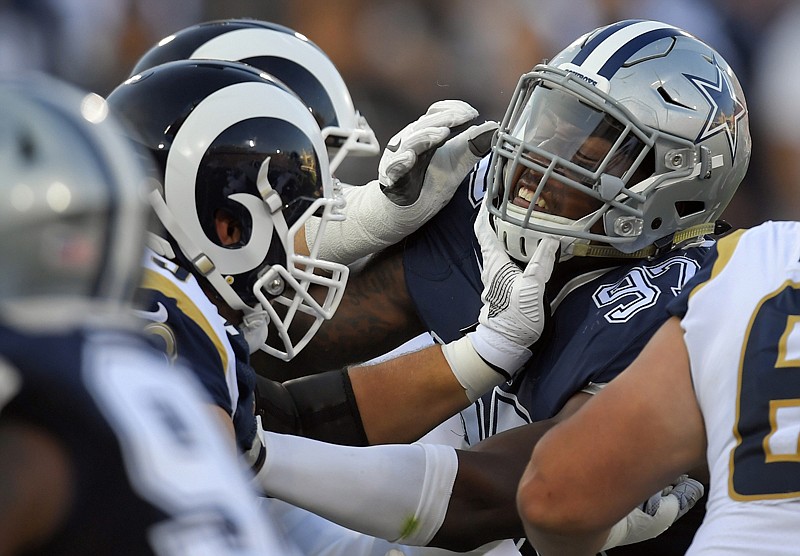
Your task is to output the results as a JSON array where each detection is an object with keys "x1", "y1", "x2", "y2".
[{"x1": 5, "y1": 0, "x2": 799, "y2": 228}]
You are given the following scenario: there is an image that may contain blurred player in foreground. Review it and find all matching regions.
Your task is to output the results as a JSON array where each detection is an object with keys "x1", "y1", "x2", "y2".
[
  {"x1": 0, "y1": 74, "x2": 297, "y2": 555},
  {"x1": 519, "y1": 220, "x2": 800, "y2": 555}
]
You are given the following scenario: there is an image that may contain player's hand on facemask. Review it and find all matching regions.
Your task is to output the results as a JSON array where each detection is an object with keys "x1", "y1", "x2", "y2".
[
  {"x1": 304, "y1": 101, "x2": 496, "y2": 266},
  {"x1": 468, "y1": 202, "x2": 559, "y2": 379},
  {"x1": 602, "y1": 475, "x2": 705, "y2": 550},
  {"x1": 379, "y1": 99, "x2": 497, "y2": 208}
]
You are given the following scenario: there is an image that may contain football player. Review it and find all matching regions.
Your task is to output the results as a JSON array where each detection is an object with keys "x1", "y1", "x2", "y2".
[
  {"x1": 251, "y1": 19, "x2": 751, "y2": 555},
  {"x1": 519, "y1": 221, "x2": 800, "y2": 556},
  {"x1": 108, "y1": 57, "x2": 533, "y2": 492},
  {"x1": 128, "y1": 18, "x2": 498, "y2": 339},
  {"x1": 125, "y1": 22, "x2": 517, "y2": 556},
  {"x1": 105, "y1": 58, "x2": 351, "y2": 456},
  {"x1": 0, "y1": 74, "x2": 297, "y2": 555}
]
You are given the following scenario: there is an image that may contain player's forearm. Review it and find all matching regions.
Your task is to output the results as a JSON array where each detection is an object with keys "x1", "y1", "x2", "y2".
[
  {"x1": 427, "y1": 395, "x2": 593, "y2": 550},
  {"x1": 256, "y1": 337, "x2": 514, "y2": 447},
  {"x1": 355, "y1": 327, "x2": 536, "y2": 444},
  {"x1": 350, "y1": 344, "x2": 472, "y2": 444},
  {"x1": 254, "y1": 352, "x2": 465, "y2": 447},
  {"x1": 522, "y1": 527, "x2": 608, "y2": 556}
]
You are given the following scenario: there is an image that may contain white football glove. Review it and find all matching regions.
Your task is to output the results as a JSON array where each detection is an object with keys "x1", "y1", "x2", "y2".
[
  {"x1": 601, "y1": 475, "x2": 705, "y2": 550},
  {"x1": 469, "y1": 202, "x2": 558, "y2": 378},
  {"x1": 441, "y1": 203, "x2": 557, "y2": 402},
  {"x1": 379, "y1": 99, "x2": 495, "y2": 207},
  {"x1": 305, "y1": 100, "x2": 497, "y2": 265}
]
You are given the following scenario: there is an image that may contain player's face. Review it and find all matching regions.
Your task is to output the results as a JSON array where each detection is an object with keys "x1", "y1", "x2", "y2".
[
  {"x1": 509, "y1": 135, "x2": 612, "y2": 221},
  {"x1": 214, "y1": 209, "x2": 243, "y2": 246}
]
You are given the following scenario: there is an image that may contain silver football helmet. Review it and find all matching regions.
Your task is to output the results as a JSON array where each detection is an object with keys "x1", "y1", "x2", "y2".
[
  {"x1": 487, "y1": 19, "x2": 751, "y2": 261},
  {"x1": 108, "y1": 59, "x2": 349, "y2": 360},
  {"x1": 0, "y1": 74, "x2": 152, "y2": 328},
  {"x1": 131, "y1": 18, "x2": 379, "y2": 175}
]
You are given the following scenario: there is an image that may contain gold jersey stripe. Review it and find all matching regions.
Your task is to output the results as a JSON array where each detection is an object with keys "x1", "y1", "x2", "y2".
[{"x1": 141, "y1": 268, "x2": 229, "y2": 375}]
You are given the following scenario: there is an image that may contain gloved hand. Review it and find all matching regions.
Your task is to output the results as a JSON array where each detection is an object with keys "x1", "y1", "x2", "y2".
[
  {"x1": 468, "y1": 202, "x2": 559, "y2": 378},
  {"x1": 379, "y1": 99, "x2": 496, "y2": 207},
  {"x1": 441, "y1": 203, "x2": 557, "y2": 402},
  {"x1": 304, "y1": 101, "x2": 497, "y2": 266},
  {"x1": 601, "y1": 475, "x2": 705, "y2": 550},
  {"x1": 244, "y1": 415, "x2": 269, "y2": 474}
]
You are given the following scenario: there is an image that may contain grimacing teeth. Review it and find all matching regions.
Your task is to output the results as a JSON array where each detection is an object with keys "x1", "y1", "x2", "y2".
[
  {"x1": 518, "y1": 187, "x2": 534, "y2": 202},
  {"x1": 536, "y1": 197, "x2": 547, "y2": 209}
]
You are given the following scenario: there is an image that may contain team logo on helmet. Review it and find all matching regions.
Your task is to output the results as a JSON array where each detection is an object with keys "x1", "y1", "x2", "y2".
[{"x1": 686, "y1": 59, "x2": 747, "y2": 161}]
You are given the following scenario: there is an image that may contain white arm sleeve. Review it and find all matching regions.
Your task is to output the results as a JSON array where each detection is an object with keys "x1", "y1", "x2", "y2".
[
  {"x1": 260, "y1": 498, "x2": 500, "y2": 556},
  {"x1": 305, "y1": 181, "x2": 430, "y2": 265},
  {"x1": 255, "y1": 433, "x2": 458, "y2": 546}
]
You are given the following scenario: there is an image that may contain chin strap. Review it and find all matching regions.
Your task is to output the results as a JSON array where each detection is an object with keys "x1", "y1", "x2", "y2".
[
  {"x1": 571, "y1": 243, "x2": 657, "y2": 259},
  {"x1": 669, "y1": 221, "x2": 720, "y2": 245},
  {"x1": 571, "y1": 221, "x2": 721, "y2": 259}
]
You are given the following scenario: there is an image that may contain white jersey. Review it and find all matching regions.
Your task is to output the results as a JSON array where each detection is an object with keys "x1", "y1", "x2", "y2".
[{"x1": 674, "y1": 221, "x2": 800, "y2": 555}]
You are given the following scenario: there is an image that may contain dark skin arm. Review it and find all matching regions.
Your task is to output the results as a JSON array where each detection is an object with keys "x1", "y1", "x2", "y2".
[
  {"x1": 253, "y1": 242, "x2": 426, "y2": 381},
  {"x1": 253, "y1": 240, "x2": 469, "y2": 445},
  {"x1": 429, "y1": 392, "x2": 591, "y2": 552},
  {"x1": 0, "y1": 421, "x2": 72, "y2": 555}
]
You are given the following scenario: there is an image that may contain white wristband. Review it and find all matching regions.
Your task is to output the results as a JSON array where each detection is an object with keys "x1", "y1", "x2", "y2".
[
  {"x1": 601, "y1": 517, "x2": 629, "y2": 551},
  {"x1": 601, "y1": 495, "x2": 679, "y2": 550},
  {"x1": 441, "y1": 335, "x2": 507, "y2": 402}
]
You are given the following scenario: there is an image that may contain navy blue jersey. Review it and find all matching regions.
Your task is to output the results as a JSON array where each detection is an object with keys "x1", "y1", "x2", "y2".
[
  {"x1": 403, "y1": 161, "x2": 712, "y2": 554},
  {"x1": 470, "y1": 246, "x2": 707, "y2": 440},
  {"x1": 403, "y1": 161, "x2": 487, "y2": 344},
  {"x1": 0, "y1": 322, "x2": 282, "y2": 555},
  {"x1": 404, "y1": 160, "x2": 711, "y2": 429}
]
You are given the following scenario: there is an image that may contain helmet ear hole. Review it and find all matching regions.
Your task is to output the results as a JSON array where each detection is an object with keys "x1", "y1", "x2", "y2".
[
  {"x1": 675, "y1": 200, "x2": 705, "y2": 217},
  {"x1": 651, "y1": 217, "x2": 663, "y2": 230}
]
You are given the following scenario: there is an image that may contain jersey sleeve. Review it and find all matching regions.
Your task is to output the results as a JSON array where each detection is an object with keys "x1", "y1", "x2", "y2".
[
  {"x1": 668, "y1": 229, "x2": 746, "y2": 319},
  {"x1": 401, "y1": 159, "x2": 489, "y2": 342}
]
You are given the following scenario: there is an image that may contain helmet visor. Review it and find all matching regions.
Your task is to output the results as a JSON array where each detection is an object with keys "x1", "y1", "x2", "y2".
[{"x1": 504, "y1": 85, "x2": 646, "y2": 227}]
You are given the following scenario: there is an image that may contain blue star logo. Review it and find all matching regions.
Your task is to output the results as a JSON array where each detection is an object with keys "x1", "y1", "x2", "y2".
[{"x1": 685, "y1": 61, "x2": 747, "y2": 161}]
